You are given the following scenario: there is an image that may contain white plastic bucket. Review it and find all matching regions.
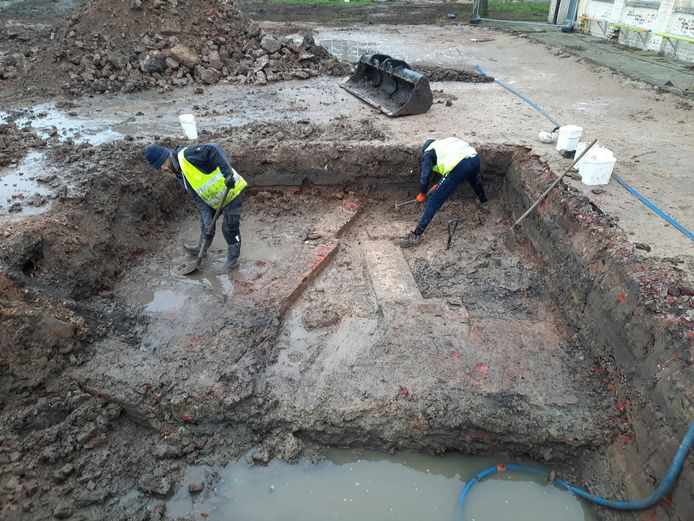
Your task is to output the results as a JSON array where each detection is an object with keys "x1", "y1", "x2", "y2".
[
  {"x1": 556, "y1": 125, "x2": 583, "y2": 152},
  {"x1": 573, "y1": 141, "x2": 594, "y2": 170},
  {"x1": 579, "y1": 148, "x2": 616, "y2": 185},
  {"x1": 179, "y1": 114, "x2": 198, "y2": 140}
]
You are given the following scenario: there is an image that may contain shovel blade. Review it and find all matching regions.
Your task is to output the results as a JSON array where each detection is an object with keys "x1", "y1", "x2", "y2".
[{"x1": 180, "y1": 259, "x2": 202, "y2": 276}]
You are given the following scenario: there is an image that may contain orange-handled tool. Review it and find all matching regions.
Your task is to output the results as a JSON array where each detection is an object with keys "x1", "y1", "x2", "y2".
[{"x1": 394, "y1": 184, "x2": 437, "y2": 209}]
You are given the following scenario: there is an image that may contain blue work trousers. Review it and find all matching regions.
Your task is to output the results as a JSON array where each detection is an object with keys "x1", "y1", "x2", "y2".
[
  {"x1": 414, "y1": 155, "x2": 486, "y2": 235},
  {"x1": 194, "y1": 191, "x2": 244, "y2": 246}
]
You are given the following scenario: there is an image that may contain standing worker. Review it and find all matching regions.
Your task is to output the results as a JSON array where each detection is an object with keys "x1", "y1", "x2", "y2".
[
  {"x1": 144, "y1": 143, "x2": 247, "y2": 272},
  {"x1": 397, "y1": 137, "x2": 489, "y2": 248}
]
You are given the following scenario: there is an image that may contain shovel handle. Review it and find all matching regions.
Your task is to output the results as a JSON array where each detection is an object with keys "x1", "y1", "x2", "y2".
[
  {"x1": 196, "y1": 185, "x2": 231, "y2": 261},
  {"x1": 512, "y1": 139, "x2": 597, "y2": 229}
]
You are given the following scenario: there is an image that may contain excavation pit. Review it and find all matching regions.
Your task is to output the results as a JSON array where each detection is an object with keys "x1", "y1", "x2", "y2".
[{"x1": 0, "y1": 141, "x2": 691, "y2": 521}]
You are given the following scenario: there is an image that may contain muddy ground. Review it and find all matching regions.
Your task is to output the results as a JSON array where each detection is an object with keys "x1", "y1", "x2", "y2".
[
  {"x1": 1, "y1": 1, "x2": 693, "y2": 521},
  {"x1": 0, "y1": 138, "x2": 613, "y2": 520}
]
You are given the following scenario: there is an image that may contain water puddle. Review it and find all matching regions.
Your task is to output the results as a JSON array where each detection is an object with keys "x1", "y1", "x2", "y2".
[
  {"x1": 167, "y1": 449, "x2": 594, "y2": 521},
  {"x1": 0, "y1": 105, "x2": 142, "y2": 145},
  {"x1": 0, "y1": 151, "x2": 55, "y2": 215},
  {"x1": 133, "y1": 289, "x2": 187, "y2": 314},
  {"x1": 178, "y1": 216, "x2": 295, "y2": 265}
]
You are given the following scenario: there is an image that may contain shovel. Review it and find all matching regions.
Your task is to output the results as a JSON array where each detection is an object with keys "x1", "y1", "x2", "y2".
[
  {"x1": 394, "y1": 183, "x2": 438, "y2": 209},
  {"x1": 180, "y1": 185, "x2": 230, "y2": 276},
  {"x1": 447, "y1": 217, "x2": 459, "y2": 250}
]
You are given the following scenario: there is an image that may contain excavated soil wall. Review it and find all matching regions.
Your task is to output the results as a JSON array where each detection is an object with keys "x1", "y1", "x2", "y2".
[
  {"x1": 502, "y1": 156, "x2": 693, "y2": 521},
  {"x1": 233, "y1": 142, "x2": 693, "y2": 521},
  {"x1": 1, "y1": 140, "x2": 691, "y2": 521}
]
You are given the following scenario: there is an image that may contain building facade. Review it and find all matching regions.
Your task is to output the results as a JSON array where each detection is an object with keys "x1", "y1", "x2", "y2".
[{"x1": 548, "y1": 0, "x2": 694, "y2": 62}]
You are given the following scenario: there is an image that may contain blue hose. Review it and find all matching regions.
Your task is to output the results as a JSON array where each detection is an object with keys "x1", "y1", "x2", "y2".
[
  {"x1": 476, "y1": 63, "x2": 694, "y2": 242},
  {"x1": 475, "y1": 65, "x2": 561, "y2": 129},
  {"x1": 611, "y1": 175, "x2": 694, "y2": 242},
  {"x1": 456, "y1": 420, "x2": 694, "y2": 518}
]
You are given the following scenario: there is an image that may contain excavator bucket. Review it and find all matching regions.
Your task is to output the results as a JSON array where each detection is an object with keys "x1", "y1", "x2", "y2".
[{"x1": 340, "y1": 54, "x2": 433, "y2": 117}]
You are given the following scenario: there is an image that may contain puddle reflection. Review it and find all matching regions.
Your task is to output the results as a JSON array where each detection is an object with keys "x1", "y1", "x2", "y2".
[{"x1": 167, "y1": 449, "x2": 595, "y2": 521}]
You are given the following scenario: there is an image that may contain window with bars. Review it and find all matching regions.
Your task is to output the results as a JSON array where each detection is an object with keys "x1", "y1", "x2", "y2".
[{"x1": 673, "y1": 0, "x2": 694, "y2": 13}]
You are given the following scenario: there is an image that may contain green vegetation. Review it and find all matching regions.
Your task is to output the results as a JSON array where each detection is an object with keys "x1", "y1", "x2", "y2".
[
  {"x1": 488, "y1": 1, "x2": 550, "y2": 21},
  {"x1": 266, "y1": 0, "x2": 374, "y2": 6},
  {"x1": 256, "y1": 0, "x2": 548, "y2": 21}
]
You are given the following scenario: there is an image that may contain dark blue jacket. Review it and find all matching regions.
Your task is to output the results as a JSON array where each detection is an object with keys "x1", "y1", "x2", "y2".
[{"x1": 419, "y1": 149, "x2": 437, "y2": 194}]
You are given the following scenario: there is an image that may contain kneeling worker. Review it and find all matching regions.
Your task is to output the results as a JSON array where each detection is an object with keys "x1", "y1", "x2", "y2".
[
  {"x1": 397, "y1": 137, "x2": 488, "y2": 248},
  {"x1": 144, "y1": 143, "x2": 247, "y2": 272}
]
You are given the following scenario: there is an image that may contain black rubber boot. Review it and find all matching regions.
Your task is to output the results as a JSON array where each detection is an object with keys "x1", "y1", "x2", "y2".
[
  {"x1": 217, "y1": 241, "x2": 241, "y2": 273},
  {"x1": 395, "y1": 232, "x2": 423, "y2": 249},
  {"x1": 183, "y1": 234, "x2": 205, "y2": 256}
]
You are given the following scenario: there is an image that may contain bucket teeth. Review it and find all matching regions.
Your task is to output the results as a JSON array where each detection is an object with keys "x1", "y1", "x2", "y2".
[{"x1": 341, "y1": 53, "x2": 433, "y2": 117}]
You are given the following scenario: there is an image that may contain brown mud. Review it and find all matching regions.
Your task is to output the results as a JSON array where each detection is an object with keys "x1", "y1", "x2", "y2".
[
  {"x1": 1, "y1": 132, "x2": 692, "y2": 520},
  {"x1": 1, "y1": 3, "x2": 693, "y2": 521}
]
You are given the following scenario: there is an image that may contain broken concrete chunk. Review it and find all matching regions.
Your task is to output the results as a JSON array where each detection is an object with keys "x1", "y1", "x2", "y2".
[
  {"x1": 188, "y1": 481, "x2": 204, "y2": 495},
  {"x1": 139, "y1": 50, "x2": 166, "y2": 73},
  {"x1": 207, "y1": 50, "x2": 223, "y2": 70},
  {"x1": 260, "y1": 36, "x2": 281, "y2": 54},
  {"x1": 39, "y1": 315, "x2": 76, "y2": 339},
  {"x1": 254, "y1": 55, "x2": 269, "y2": 71},
  {"x1": 195, "y1": 66, "x2": 220, "y2": 85},
  {"x1": 53, "y1": 501, "x2": 73, "y2": 519},
  {"x1": 107, "y1": 52, "x2": 128, "y2": 70},
  {"x1": 73, "y1": 489, "x2": 108, "y2": 507},
  {"x1": 54, "y1": 463, "x2": 75, "y2": 482},
  {"x1": 137, "y1": 474, "x2": 172, "y2": 496},
  {"x1": 251, "y1": 447, "x2": 270, "y2": 464},
  {"x1": 170, "y1": 44, "x2": 201, "y2": 69}
]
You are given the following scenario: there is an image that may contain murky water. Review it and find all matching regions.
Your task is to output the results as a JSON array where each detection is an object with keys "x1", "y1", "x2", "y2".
[
  {"x1": 133, "y1": 289, "x2": 187, "y2": 314},
  {"x1": 167, "y1": 449, "x2": 594, "y2": 521},
  {"x1": 0, "y1": 105, "x2": 134, "y2": 145},
  {"x1": 130, "y1": 214, "x2": 296, "y2": 314},
  {"x1": 1, "y1": 76, "x2": 348, "y2": 147},
  {"x1": 0, "y1": 151, "x2": 55, "y2": 215}
]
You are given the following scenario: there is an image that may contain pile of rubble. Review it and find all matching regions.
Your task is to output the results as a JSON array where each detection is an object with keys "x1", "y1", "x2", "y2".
[
  {"x1": 13, "y1": 0, "x2": 351, "y2": 95},
  {"x1": 0, "y1": 123, "x2": 46, "y2": 167}
]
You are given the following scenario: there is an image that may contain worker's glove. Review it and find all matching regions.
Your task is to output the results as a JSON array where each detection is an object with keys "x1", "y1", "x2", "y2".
[
  {"x1": 416, "y1": 193, "x2": 426, "y2": 203},
  {"x1": 224, "y1": 176, "x2": 236, "y2": 189}
]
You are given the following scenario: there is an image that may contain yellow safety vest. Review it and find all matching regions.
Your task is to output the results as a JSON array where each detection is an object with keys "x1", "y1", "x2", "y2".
[
  {"x1": 177, "y1": 148, "x2": 247, "y2": 210},
  {"x1": 425, "y1": 138, "x2": 477, "y2": 176}
]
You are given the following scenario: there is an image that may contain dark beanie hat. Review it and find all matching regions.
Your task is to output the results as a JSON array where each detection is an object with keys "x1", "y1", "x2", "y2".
[
  {"x1": 144, "y1": 145, "x2": 169, "y2": 169},
  {"x1": 422, "y1": 139, "x2": 434, "y2": 153}
]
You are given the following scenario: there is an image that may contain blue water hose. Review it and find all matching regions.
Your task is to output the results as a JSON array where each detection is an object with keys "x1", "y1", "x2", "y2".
[
  {"x1": 611, "y1": 175, "x2": 694, "y2": 242},
  {"x1": 455, "y1": 420, "x2": 694, "y2": 518},
  {"x1": 476, "y1": 65, "x2": 560, "y2": 129},
  {"x1": 475, "y1": 64, "x2": 694, "y2": 242}
]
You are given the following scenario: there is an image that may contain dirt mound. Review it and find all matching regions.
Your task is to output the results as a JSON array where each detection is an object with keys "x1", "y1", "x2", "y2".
[
  {"x1": 0, "y1": 122, "x2": 47, "y2": 167},
  {"x1": 198, "y1": 117, "x2": 390, "y2": 145},
  {"x1": 10, "y1": 0, "x2": 351, "y2": 96},
  {"x1": 421, "y1": 66, "x2": 494, "y2": 83}
]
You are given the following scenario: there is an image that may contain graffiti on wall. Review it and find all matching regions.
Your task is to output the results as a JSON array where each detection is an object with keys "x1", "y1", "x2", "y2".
[
  {"x1": 623, "y1": 8, "x2": 658, "y2": 27},
  {"x1": 671, "y1": 14, "x2": 694, "y2": 35}
]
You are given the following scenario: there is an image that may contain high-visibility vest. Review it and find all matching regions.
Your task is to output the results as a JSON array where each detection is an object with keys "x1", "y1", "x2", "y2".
[
  {"x1": 177, "y1": 148, "x2": 247, "y2": 209},
  {"x1": 425, "y1": 138, "x2": 477, "y2": 176}
]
